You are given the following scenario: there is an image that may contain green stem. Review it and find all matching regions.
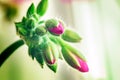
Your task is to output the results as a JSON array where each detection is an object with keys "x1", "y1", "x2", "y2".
[
  {"x1": 56, "y1": 37, "x2": 67, "y2": 47},
  {"x1": 0, "y1": 39, "x2": 24, "y2": 67}
]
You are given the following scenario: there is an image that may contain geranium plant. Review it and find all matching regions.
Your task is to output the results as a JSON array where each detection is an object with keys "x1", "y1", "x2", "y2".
[{"x1": 0, "y1": 0, "x2": 89, "y2": 73}]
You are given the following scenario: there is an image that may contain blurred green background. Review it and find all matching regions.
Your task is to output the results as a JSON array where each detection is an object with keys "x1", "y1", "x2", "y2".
[{"x1": 0, "y1": 0, "x2": 120, "y2": 80}]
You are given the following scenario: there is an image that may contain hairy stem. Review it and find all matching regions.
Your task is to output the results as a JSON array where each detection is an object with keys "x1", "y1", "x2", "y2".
[{"x1": 0, "y1": 39, "x2": 24, "y2": 67}]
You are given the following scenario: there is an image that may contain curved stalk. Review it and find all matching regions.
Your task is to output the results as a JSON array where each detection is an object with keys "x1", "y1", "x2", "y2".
[{"x1": 0, "y1": 39, "x2": 24, "y2": 67}]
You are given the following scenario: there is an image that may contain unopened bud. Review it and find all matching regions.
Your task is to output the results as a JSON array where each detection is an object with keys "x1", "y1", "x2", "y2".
[
  {"x1": 76, "y1": 57, "x2": 89, "y2": 72},
  {"x1": 62, "y1": 29, "x2": 82, "y2": 42},
  {"x1": 61, "y1": 44, "x2": 89, "y2": 72},
  {"x1": 35, "y1": 25, "x2": 47, "y2": 36},
  {"x1": 45, "y1": 19, "x2": 64, "y2": 35},
  {"x1": 42, "y1": 38, "x2": 59, "y2": 65}
]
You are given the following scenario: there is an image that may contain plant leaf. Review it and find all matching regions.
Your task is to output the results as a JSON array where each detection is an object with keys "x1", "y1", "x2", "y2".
[
  {"x1": 27, "y1": 3, "x2": 35, "y2": 18},
  {"x1": 36, "y1": 0, "x2": 48, "y2": 16}
]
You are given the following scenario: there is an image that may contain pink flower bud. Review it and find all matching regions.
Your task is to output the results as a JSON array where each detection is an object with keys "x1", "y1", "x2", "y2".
[
  {"x1": 61, "y1": 44, "x2": 89, "y2": 72},
  {"x1": 75, "y1": 57, "x2": 89, "y2": 72},
  {"x1": 45, "y1": 19, "x2": 64, "y2": 35},
  {"x1": 48, "y1": 22, "x2": 64, "y2": 35}
]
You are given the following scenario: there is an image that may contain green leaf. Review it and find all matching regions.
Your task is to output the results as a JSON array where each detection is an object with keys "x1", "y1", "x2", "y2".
[
  {"x1": 27, "y1": 3, "x2": 35, "y2": 18},
  {"x1": 37, "y1": 0, "x2": 48, "y2": 16}
]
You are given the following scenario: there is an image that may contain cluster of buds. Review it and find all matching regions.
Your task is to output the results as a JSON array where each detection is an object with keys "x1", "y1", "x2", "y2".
[{"x1": 15, "y1": 0, "x2": 89, "y2": 73}]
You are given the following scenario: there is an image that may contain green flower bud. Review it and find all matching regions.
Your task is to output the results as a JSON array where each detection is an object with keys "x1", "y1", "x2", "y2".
[
  {"x1": 62, "y1": 29, "x2": 82, "y2": 42},
  {"x1": 35, "y1": 25, "x2": 47, "y2": 36},
  {"x1": 42, "y1": 37, "x2": 59, "y2": 65}
]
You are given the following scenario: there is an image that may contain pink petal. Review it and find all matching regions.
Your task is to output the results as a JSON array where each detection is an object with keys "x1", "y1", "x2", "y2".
[
  {"x1": 47, "y1": 59, "x2": 56, "y2": 64},
  {"x1": 76, "y1": 57, "x2": 89, "y2": 72},
  {"x1": 49, "y1": 22, "x2": 64, "y2": 35}
]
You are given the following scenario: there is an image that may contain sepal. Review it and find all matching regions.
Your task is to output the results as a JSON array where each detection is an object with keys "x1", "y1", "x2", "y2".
[{"x1": 47, "y1": 63, "x2": 57, "y2": 73}]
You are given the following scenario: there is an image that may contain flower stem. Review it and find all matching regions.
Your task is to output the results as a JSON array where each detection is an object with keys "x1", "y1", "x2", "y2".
[{"x1": 0, "y1": 39, "x2": 24, "y2": 67}]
